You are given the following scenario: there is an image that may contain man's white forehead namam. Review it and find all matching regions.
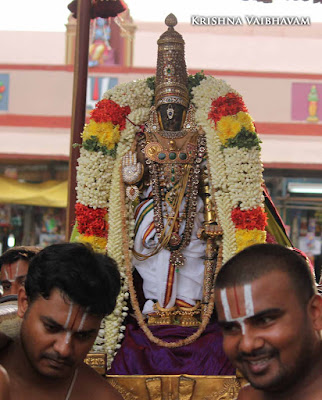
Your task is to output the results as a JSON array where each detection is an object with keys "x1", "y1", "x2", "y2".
[
  {"x1": 3, "y1": 261, "x2": 22, "y2": 282},
  {"x1": 63, "y1": 302, "x2": 89, "y2": 344},
  {"x1": 77, "y1": 309, "x2": 88, "y2": 332},
  {"x1": 64, "y1": 302, "x2": 74, "y2": 344},
  {"x1": 220, "y1": 284, "x2": 255, "y2": 334}
]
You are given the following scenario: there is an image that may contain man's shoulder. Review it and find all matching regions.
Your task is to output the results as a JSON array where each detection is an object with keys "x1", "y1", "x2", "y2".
[
  {"x1": 237, "y1": 384, "x2": 261, "y2": 400},
  {"x1": 77, "y1": 363, "x2": 123, "y2": 400}
]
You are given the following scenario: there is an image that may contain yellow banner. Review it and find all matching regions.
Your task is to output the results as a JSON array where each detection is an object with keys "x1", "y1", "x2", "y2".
[{"x1": 0, "y1": 176, "x2": 67, "y2": 208}]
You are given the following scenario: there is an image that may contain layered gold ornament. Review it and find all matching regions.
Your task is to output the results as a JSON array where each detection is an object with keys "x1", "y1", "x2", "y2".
[{"x1": 155, "y1": 14, "x2": 189, "y2": 108}]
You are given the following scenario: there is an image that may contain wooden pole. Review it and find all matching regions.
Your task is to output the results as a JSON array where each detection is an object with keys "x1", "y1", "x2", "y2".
[{"x1": 66, "y1": 0, "x2": 92, "y2": 239}]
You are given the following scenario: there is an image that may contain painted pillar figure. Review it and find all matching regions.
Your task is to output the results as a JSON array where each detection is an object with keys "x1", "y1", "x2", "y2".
[
  {"x1": 89, "y1": 18, "x2": 115, "y2": 67},
  {"x1": 307, "y1": 85, "x2": 319, "y2": 122}
]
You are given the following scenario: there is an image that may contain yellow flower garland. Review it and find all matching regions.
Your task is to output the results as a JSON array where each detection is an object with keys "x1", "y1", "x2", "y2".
[
  {"x1": 216, "y1": 111, "x2": 255, "y2": 145},
  {"x1": 78, "y1": 235, "x2": 107, "y2": 253},
  {"x1": 235, "y1": 229, "x2": 266, "y2": 253},
  {"x1": 82, "y1": 120, "x2": 121, "y2": 149}
]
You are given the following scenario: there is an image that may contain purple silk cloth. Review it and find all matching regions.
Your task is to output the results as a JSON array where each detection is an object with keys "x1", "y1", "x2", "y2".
[{"x1": 107, "y1": 320, "x2": 235, "y2": 375}]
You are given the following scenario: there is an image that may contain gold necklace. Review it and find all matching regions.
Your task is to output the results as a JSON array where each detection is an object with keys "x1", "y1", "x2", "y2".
[
  {"x1": 144, "y1": 130, "x2": 198, "y2": 164},
  {"x1": 157, "y1": 130, "x2": 187, "y2": 139}
]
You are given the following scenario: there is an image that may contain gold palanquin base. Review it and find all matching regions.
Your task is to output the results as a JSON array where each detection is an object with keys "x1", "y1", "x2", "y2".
[
  {"x1": 85, "y1": 354, "x2": 248, "y2": 400},
  {"x1": 85, "y1": 353, "x2": 107, "y2": 375},
  {"x1": 107, "y1": 375, "x2": 246, "y2": 400}
]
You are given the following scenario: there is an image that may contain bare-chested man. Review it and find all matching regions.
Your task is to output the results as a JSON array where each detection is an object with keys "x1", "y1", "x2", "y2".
[
  {"x1": 214, "y1": 243, "x2": 322, "y2": 400},
  {"x1": 0, "y1": 242, "x2": 122, "y2": 400}
]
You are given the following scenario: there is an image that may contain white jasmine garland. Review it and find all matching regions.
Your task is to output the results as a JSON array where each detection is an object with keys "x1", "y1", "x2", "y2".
[
  {"x1": 102, "y1": 85, "x2": 151, "y2": 367},
  {"x1": 103, "y1": 159, "x2": 127, "y2": 368},
  {"x1": 192, "y1": 76, "x2": 236, "y2": 111},
  {"x1": 76, "y1": 148, "x2": 114, "y2": 208},
  {"x1": 198, "y1": 117, "x2": 228, "y2": 191},
  {"x1": 223, "y1": 147, "x2": 264, "y2": 210},
  {"x1": 103, "y1": 79, "x2": 153, "y2": 109},
  {"x1": 193, "y1": 77, "x2": 238, "y2": 260},
  {"x1": 215, "y1": 190, "x2": 237, "y2": 262}
]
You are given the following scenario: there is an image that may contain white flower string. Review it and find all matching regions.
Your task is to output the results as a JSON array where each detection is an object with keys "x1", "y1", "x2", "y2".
[
  {"x1": 223, "y1": 147, "x2": 264, "y2": 210},
  {"x1": 103, "y1": 79, "x2": 153, "y2": 109},
  {"x1": 76, "y1": 148, "x2": 114, "y2": 209},
  {"x1": 101, "y1": 104, "x2": 150, "y2": 367},
  {"x1": 193, "y1": 77, "x2": 238, "y2": 262}
]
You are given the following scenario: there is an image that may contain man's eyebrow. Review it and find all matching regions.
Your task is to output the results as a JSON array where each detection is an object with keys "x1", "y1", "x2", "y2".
[
  {"x1": 41, "y1": 316, "x2": 97, "y2": 334},
  {"x1": 16, "y1": 275, "x2": 27, "y2": 282},
  {"x1": 76, "y1": 328, "x2": 97, "y2": 335},
  {"x1": 217, "y1": 319, "x2": 239, "y2": 327},
  {"x1": 218, "y1": 308, "x2": 283, "y2": 326},
  {"x1": 249, "y1": 308, "x2": 283, "y2": 320},
  {"x1": 40, "y1": 316, "x2": 63, "y2": 328}
]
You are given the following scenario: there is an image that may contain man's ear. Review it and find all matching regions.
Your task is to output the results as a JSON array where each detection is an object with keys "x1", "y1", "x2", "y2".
[
  {"x1": 17, "y1": 287, "x2": 29, "y2": 318},
  {"x1": 308, "y1": 293, "x2": 322, "y2": 331}
]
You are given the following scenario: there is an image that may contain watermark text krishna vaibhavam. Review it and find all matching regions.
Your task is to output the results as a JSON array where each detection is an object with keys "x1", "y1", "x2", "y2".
[{"x1": 191, "y1": 16, "x2": 310, "y2": 26}]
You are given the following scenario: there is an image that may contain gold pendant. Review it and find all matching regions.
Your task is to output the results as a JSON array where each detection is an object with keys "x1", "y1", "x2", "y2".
[{"x1": 126, "y1": 185, "x2": 140, "y2": 201}]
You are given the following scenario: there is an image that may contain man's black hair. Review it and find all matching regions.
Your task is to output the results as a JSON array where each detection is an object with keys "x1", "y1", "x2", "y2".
[
  {"x1": 215, "y1": 243, "x2": 316, "y2": 307},
  {"x1": 0, "y1": 246, "x2": 41, "y2": 270},
  {"x1": 25, "y1": 242, "x2": 120, "y2": 316}
]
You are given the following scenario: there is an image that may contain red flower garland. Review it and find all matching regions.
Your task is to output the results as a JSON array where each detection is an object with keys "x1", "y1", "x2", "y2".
[
  {"x1": 231, "y1": 207, "x2": 267, "y2": 231},
  {"x1": 208, "y1": 92, "x2": 248, "y2": 124},
  {"x1": 90, "y1": 99, "x2": 131, "y2": 130},
  {"x1": 75, "y1": 203, "x2": 108, "y2": 238}
]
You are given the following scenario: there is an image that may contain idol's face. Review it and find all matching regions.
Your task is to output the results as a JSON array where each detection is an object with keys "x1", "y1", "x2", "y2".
[
  {"x1": 215, "y1": 270, "x2": 322, "y2": 392},
  {"x1": 18, "y1": 288, "x2": 102, "y2": 379},
  {"x1": 1, "y1": 260, "x2": 29, "y2": 296},
  {"x1": 157, "y1": 103, "x2": 186, "y2": 131}
]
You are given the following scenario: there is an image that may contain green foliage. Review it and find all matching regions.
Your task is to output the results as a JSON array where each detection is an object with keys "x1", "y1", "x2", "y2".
[
  {"x1": 82, "y1": 136, "x2": 116, "y2": 157},
  {"x1": 146, "y1": 76, "x2": 155, "y2": 92},
  {"x1": 146, "y1": 76, "x2": 156, "y2": 105},
  {"x1": 224, "y1": 127, "x2": 262, "y2": 150},
  {"x1": 188, "y1": 71, "x2": 206, "y2": 99}
]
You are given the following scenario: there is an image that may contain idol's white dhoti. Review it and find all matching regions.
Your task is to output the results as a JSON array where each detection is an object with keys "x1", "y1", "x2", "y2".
[{"x1": 133, "y1": 196, "x2": 206, "y2": 314}]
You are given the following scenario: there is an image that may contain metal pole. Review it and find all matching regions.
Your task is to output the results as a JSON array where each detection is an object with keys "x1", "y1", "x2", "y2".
[{"x1": 66, "y1": 0, "x2": 92, "y2": 239}]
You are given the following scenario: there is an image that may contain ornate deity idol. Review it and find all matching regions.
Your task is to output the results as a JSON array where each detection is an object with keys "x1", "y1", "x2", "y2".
[
  {"x1": 72, "y1": 14, "x2": 292, "y2": 374},
  {"x1": 128, "y1": 14, "x2": 211, "y2": 325}
]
